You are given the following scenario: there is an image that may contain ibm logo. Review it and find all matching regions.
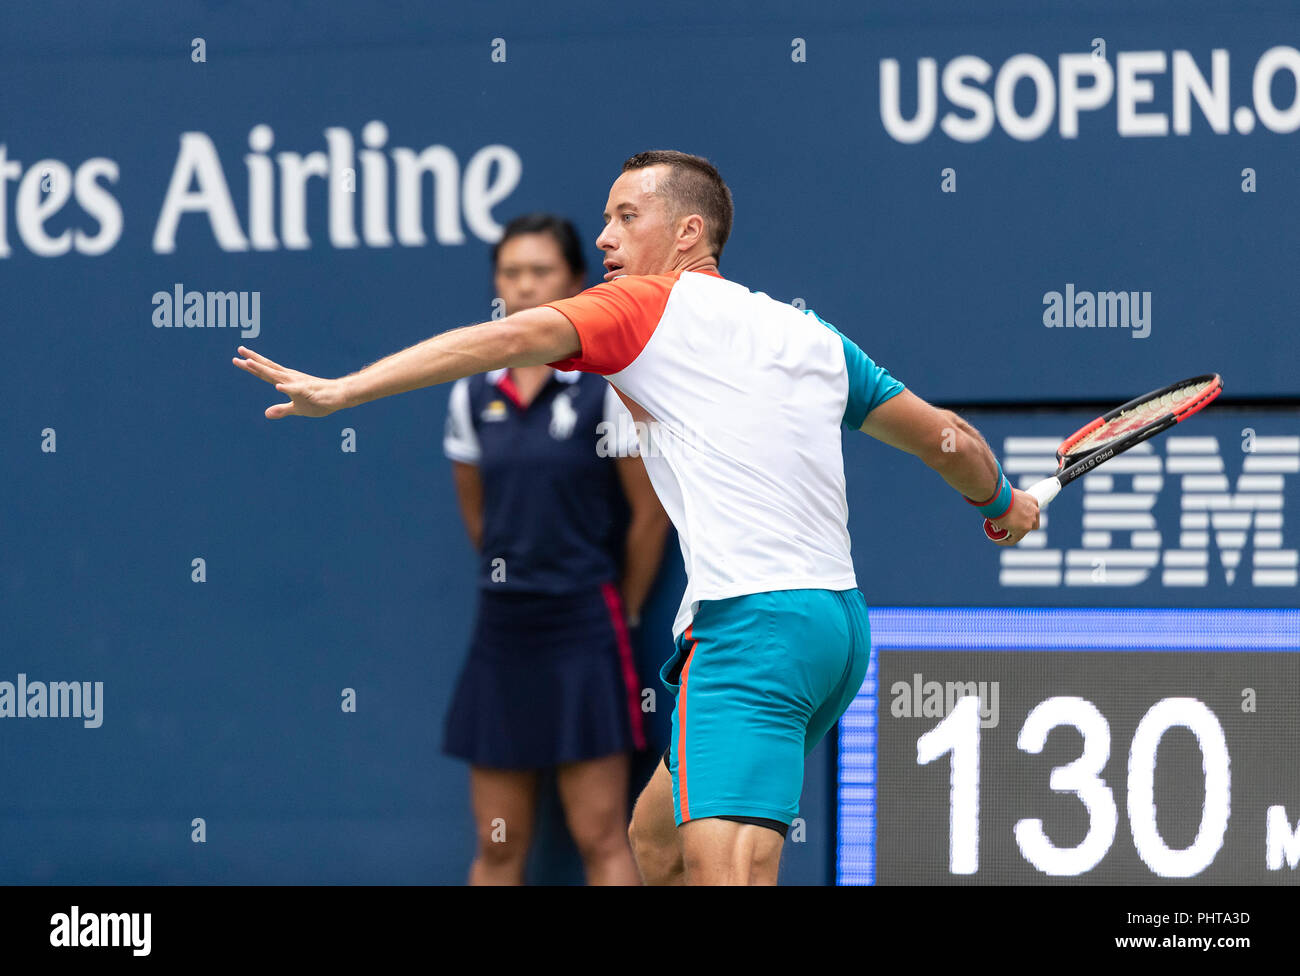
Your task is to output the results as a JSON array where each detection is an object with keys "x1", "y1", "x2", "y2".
[{"x1": 1000, "y1": 434, "x2": 1299, "y2": 588}]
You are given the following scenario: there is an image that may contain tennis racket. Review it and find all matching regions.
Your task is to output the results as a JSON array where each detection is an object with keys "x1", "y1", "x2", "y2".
[{"x1": 984, "y1": 373, "x2": 1224, "y2": 541}]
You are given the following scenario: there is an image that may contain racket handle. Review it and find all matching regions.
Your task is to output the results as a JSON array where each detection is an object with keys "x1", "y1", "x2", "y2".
[
  {"x1": 1026, "y1": 476, "x2": 1062, "y2": 507},
  {"x1": 983, "y1": 476, "x2": 1062, "y2": 541}
]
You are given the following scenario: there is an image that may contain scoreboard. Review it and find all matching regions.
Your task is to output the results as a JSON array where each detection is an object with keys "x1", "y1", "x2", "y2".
[{"x1": 837, "y1": 608, "x2": 1300, "y2": 884}]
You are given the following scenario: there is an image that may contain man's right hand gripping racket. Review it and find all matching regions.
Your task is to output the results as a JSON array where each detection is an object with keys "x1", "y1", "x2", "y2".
[{"x1": 984, "y1": 373, "x2": 1224, "y2": 542}]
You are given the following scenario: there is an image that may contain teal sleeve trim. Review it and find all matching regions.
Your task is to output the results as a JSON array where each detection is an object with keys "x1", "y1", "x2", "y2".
[{"x1": 804, "y1": 308, "x2": 906, "y2": 430}]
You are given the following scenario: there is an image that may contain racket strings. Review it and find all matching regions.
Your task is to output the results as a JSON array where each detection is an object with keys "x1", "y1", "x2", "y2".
[{"x1": 1067, "y1": 379, "x2": 1216, "y2": 455}]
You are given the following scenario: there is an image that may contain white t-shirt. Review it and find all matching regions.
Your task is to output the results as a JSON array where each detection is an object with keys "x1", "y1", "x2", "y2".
[{"x1": 545, "y1": 268, "x2": 905, "y2": 641}]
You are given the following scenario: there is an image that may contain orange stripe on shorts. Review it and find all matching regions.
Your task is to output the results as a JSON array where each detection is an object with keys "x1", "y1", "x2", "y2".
[{"x1": 677, "y1": 625, "x2": 697, "y2": 821}]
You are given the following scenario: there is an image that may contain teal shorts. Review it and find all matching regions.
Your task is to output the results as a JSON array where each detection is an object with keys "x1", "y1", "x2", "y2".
[{"x1": 658, "y1": 587, "x2": 872, "y2": 827}]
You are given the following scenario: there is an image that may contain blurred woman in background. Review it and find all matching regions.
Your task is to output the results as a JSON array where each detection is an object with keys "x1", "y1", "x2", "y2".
[{"x1": 442, "y1": 213, "x2": 669, "y2": 885}]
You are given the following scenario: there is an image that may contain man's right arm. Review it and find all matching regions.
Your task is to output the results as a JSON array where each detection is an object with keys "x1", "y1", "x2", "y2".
[
  {"x1": 857, "y1": 389, "x2": 1040, "y2": 544},
  {"x1": 798, "y1": 307, "x2": 1037, "y2": 543},
  {"x1": 858, "y1": 389, "x2": 999, "y2": 500}
]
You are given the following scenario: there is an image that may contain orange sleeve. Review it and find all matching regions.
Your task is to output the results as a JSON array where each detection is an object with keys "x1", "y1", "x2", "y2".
[{"x1": 543, "y1": 273, "x2": 675, "y2": 375}]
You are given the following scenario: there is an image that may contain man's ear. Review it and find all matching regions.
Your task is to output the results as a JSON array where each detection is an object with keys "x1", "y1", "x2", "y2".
[{"x1": 678, "y1": 213, "x2": 706, "y2": 249}]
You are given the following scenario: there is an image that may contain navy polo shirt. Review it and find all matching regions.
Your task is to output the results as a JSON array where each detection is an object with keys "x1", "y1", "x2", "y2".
[{"x1": 443, "y1": 367, "x2": 640, "y2": 593}]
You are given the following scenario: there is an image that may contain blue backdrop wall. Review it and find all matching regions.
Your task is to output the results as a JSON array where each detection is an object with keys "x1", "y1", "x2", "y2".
[{"x1": 2, "y1": 0, "x2": 1297, "y2": 884}]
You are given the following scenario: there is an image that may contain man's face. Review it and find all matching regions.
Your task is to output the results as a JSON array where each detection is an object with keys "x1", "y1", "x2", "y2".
[
  {"x1": 493, "y1": 233, "x2": 584, "y2": 316},
  {"x1": 596, "y1": 165, "x2": 678, "y2": 281}
]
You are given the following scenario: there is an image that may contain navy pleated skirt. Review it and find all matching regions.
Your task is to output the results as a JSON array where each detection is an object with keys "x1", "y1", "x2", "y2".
[{"x1": 443, "y1": 583, "x2": 647, "y2": 768}]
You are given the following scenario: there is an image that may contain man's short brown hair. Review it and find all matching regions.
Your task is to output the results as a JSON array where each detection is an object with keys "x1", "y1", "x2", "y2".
[{"x1": 622, "y1": 150, "x2": 734, "y2": 261}]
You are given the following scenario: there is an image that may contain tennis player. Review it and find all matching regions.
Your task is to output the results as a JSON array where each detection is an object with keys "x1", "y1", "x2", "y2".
[{"x1": 233, "y1": 150, "x2": 1041, "y2": 885}]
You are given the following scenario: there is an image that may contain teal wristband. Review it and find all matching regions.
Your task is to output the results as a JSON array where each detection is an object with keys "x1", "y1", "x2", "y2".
[{"x1": 966, "y1": 461, "x2": 1013, "y2": 520}]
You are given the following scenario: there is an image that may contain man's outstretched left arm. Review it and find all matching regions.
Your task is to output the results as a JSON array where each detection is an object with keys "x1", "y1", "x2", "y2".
[{"x1": 232, "y1": 306, "x2": 581, "y2": 419}]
